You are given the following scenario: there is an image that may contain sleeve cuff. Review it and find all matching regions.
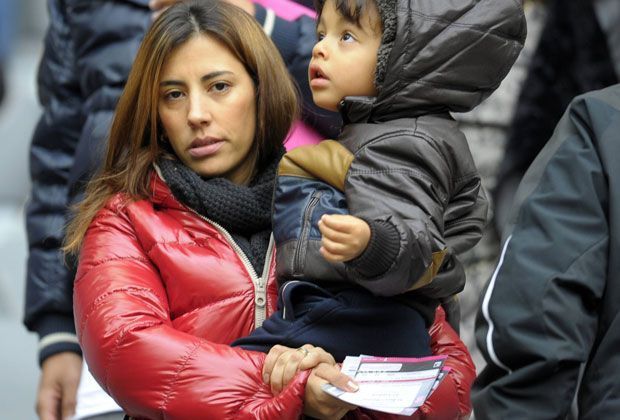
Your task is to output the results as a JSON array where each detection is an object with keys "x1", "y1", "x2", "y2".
[
  {"x1": 346, "y1": 218, "x2": 400, "y2": 279},
  {"x1": 35, "y1": 314, "x2": 82, "y2": 365},
  {"x1": 39, "y1": 335, "x2": 82, "y2": 366}
]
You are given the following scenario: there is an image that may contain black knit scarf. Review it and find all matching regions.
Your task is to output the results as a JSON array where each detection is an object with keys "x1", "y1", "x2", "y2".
[{"x1": 157, "y1": 150, "x2": 283, "y2": 274}]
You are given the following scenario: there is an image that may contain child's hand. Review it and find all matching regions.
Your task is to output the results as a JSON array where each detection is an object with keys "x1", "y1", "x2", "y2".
[
  {"x1": 318, "y1": 215, "x2": 371, "y2": 262},
  {"x1": 263, "y1": 344, "x2": 351, "y2": 394}
]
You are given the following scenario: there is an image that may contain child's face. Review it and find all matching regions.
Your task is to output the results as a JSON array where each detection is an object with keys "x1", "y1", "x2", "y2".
[{"x1": 309, "y1": 0, "x2": 382, "y2": 112}]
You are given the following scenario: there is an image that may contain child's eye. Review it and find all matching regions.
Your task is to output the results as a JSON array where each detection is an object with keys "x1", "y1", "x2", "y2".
[
  {"x1": 341, "y1": 32, "x2": 356, "y2": 42},
  {"x1": 210, "y1": 82, "x2": 231, "y2": 93},
  {"x1": 316, "y1": 32, "x2": 325, "y2": 42}
]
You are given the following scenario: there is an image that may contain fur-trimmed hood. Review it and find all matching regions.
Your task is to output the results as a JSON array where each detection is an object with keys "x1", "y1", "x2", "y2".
[{"x1": 341, "y1": 0, "x2": 527, "y2": 123}]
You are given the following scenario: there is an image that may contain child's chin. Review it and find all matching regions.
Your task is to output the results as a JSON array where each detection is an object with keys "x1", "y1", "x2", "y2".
[
  {"x1": 309, "y1": 91, "x2": 336, "y2": 112},
  {"x1": 313, "y1": 97, "x2": 339, "y2": 113}
]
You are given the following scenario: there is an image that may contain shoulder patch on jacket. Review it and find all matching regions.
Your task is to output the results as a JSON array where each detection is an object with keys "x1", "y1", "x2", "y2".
[{"x1": 278, "y1": 140, "x2": 354, "y2": 192}]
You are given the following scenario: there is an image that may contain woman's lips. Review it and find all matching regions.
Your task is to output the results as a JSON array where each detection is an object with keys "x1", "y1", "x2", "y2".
[{"x1": 188, "y1": 138, "x2": 224, "y2": 158}]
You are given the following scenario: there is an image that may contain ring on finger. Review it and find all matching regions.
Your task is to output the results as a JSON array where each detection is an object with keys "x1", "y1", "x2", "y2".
[{"x1": 297, "y1": 347, "x2": 310, "y2": 358}]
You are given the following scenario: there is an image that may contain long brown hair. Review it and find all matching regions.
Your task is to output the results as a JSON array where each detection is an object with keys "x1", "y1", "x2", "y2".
[{"x1": 64, "y1": 0, "x2": 299, "y2": 254}]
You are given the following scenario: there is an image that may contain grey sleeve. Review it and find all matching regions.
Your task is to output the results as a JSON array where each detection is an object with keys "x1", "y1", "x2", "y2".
[{"x1": 344, "y1": 133, "x2": 450, "y2": 296}]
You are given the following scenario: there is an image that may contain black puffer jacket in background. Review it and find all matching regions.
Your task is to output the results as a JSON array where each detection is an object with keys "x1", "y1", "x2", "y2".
[
  {"x1": 24, "y1": 0, "x2": 330, "y2": 365},
  {"x1": 25, "y1": 0, "x2": 152, "y2": 364}
]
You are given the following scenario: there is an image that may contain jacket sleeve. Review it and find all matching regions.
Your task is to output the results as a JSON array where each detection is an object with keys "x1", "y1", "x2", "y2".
[
  {"x1": 74, "y1": 203, "x2": 308, "y2": 419},
  {"x1": 417, "y1": 306, "x2": 475, "y2": 419},
  {"x1": 344, "y1": 132, "x2": 454, "y2": 296},
  {"x1": 472, "y1": 95, "x2": 609, "y2": 419},
  {"x1": 24, "y1": 0, "x2": 153, "y2": 365},
  {"x1": 23, "y1": 0, "x2": 84, "y2": 363},
  {"x1": 66, "y1": 0, "x2": 151, "y2": 199}
]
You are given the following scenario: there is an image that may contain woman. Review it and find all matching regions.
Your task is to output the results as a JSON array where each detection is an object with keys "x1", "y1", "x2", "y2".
[{"x1": 66, "y1": 1, "x2": 475, "y2": 418}]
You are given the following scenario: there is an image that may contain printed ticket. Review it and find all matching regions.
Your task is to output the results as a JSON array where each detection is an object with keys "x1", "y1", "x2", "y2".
[{"x1": 322, "y1": 355, "x2": 447, "y2": 415}]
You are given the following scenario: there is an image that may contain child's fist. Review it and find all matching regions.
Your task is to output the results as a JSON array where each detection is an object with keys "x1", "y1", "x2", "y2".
[{"x1": 318, "y1": 214, "x2": 370, "y2": 262}]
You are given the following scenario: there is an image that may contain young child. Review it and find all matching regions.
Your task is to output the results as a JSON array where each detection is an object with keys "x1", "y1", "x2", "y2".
[{"x1": 234, "y1": 0, "x2": 526, "y2": 362}]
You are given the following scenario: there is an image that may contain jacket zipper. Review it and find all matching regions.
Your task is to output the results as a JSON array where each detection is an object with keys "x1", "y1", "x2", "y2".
[
  {"x1": 185, "y1": 208, "x2": 273, "y2": 329},
  {"x1": 152, "y1": 165, "x2": 272, "y2": 328},
  {"x1": 293, "y1": 191, "x2": 322, "y2": 276},
  {"x1": 255, "y1": 234, "x2": 274, "y2": 327}
]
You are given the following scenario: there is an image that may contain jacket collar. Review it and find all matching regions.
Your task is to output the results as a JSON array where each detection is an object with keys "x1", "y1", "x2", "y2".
[
  {"x1": 339, "y1": 96, "x2": 376, "y2": 124},
  {"x1": 339, "y1": 95, "x2": 446, "y2": 124},
  {"x1": 149, "y1": 167, "x2": 186, "y2": 211}
]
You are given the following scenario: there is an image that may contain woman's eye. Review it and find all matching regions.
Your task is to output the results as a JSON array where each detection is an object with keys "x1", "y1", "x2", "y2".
[
  {"x1": 211, "y1": 82, "x2": 230, "y2": 93},
  {"x1": 165, "y1": 90, "x2": 183, "y2": 100}
]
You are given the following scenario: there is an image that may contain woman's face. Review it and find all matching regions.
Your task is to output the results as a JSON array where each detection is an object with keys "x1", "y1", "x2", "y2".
[{"x1": 158, "y1": 34, "x2": 257, "y2": 184}]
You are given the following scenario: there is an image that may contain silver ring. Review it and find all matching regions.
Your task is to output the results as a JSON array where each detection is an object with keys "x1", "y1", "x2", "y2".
[{"x1": 297, "y1": 347, "x2": 310, "y2": 358}]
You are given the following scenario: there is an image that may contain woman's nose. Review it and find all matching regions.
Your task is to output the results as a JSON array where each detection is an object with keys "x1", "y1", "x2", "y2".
[{"x1": 187, "y1": 93, "x2": 211, "y2": 127}]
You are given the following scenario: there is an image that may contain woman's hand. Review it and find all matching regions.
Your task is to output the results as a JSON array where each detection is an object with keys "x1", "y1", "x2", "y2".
[
  {"x1": 263, "y1": 344, "x2": 357, "y2": 394},
  {"x1": 304, "y1": 363, "x2": 358, "y2": 419},
  {"x1": 318, "y1": 214, "x2": 371, "y2": 262}
]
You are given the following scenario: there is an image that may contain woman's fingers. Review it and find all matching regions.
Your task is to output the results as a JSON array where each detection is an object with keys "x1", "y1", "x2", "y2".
[
  {"x1": 265, "y1": 345, "x2": 341, "y2": 394},
  {"x1": 298, "y1": 346, "x2": 336, "y2": 371},
  {"x1": 269, "y1": 346, "x2": 312, "y2": 394},
  {"x1": 303, "y1": 363, "x2": 358, "y2": 419},
  {"x1": 313, "y1": 362, "x2": 359, "y2": 393},
  {"x1": 262, "y1": 344, "x2": 290, "y2": 384}
]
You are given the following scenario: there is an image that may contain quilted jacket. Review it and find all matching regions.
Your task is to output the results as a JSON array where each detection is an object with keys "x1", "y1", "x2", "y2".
[
  {"x1": 74, "y1": 172, "x2": 475, "y2": 419},
  {"x1": 273, "y1": 0, "x2": 527, "y2": 324}
]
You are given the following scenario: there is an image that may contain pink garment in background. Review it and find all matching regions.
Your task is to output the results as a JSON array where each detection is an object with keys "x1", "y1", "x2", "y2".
[
  {"x1": 255, "y1": 0, "x2": 322, "y2": 150},
  {"x1": 255, "y1": 0, "x2": 315, "y2": 21}
]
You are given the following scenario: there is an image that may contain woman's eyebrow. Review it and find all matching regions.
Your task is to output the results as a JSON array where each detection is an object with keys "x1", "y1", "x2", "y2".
[{"x1": 160, "y1": 70, "x2": 234, "y2": 86}]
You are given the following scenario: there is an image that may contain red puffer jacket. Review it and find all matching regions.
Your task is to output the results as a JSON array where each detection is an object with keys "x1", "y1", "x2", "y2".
[{"x1": 74, "y1": 173, "x2": 475, "y2": 419}]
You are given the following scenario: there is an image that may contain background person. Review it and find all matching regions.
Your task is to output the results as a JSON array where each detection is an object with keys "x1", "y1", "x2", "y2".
[{"x1": 473, "y1": 84, "x2": 620, "y2": 419}]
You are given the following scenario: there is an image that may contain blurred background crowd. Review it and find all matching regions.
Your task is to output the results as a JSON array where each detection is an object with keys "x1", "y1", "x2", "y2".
[
  {"x1": 1, "y1": 0, "x2": 618, "y2": 417},
  {"x1": 0, "y1": 1, "x2": 46, "y2": 417}
]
